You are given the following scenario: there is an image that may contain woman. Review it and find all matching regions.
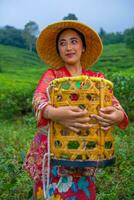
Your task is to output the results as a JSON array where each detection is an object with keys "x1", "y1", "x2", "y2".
[{"x1": 23, "y1": 20, "x2": 128, "y2": 200}]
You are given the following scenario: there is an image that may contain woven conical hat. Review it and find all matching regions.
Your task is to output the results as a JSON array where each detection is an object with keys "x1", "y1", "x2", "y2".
[{"x1": 36, "y1": 20, "x2": 103, "y2": 68}]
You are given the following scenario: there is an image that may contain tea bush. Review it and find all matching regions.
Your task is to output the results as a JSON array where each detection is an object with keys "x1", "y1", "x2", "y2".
[
  {"x1": 0, "y1": 118, "x2": 36, "y2": 199},
  {"x1": 96, "y1": 124, "x2": 134, "y2": 200},
  {"x1": 0, "y1": 78, "x2": 36, "y2": 119},
  {"x1": 108, "y1": 74, "x2": 134, "y2": 121}
]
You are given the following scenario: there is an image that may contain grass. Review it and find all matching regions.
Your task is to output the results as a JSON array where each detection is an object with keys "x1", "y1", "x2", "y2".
[
  {"x1": 0, "y1": 117, "x2": 35, "y2": 199},
  {"x1": 93, "y1": 43, "x2": 134, "y2": 76},
  {"x1": 0, "y1": 44, "x2": 47, "y2": 83},
  {"x1": 96, "y1": 125, "x2": 134, "y2": 200}
]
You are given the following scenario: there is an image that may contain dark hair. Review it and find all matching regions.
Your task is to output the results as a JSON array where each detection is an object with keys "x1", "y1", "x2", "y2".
[{"x1": 56, "y1": 28, "x2": 86, "y2": 54}]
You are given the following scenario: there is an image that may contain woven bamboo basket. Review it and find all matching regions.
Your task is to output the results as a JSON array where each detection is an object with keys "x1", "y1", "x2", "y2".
[{"x1": 49, "y1": 75, "x2": 115, "y2": 167}]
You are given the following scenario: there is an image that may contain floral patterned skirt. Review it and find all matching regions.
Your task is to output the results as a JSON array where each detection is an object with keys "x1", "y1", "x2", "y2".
[{"x1": 35, "y1": 166, "x2": 96, "y2": 200}]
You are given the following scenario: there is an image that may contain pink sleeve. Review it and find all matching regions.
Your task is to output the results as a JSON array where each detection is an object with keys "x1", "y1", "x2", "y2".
[
  {"x1": 97, "y1": 72, "x2": 129, "y2": 129},
  {"x1": 32, "y1": 69, "x2": 56, "y2": 127},
  {"x1": 112, "y1": 96, "x2": 129, "y2": 129}
]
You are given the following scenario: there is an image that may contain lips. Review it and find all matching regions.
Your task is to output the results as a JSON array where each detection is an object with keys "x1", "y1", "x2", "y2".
[{"x1": 65, "y1": 53, "x2": 75, "y2": 57}]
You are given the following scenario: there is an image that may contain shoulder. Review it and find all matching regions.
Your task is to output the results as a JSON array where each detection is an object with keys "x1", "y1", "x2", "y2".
[
  {"x1": 39, "y1": 68, "x2": 54, "y2": 77},
  {"x1": 39, "y1": 66, "x2": 67, "y2": 80},
  {"x1": 85, "y1": 69, "x2": 105, "y2": 78},
  {"x1": 36, "y1": 68, "x2": 56, "y2": 85},
  {"x1": 44, "y1": 66, "x2": 65, "y2": 74},
  {"x1": 51, "y1": 66, "x2": 68, "y2": 78}
]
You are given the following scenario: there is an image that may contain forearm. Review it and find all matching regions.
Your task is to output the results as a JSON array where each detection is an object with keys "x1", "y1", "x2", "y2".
[
  {"x1": 117, "y1": 110, "x2": 129, "y2": 129},
  {"x1": 112, "y1": 96, "x2": 129, "y2": 129},
  {"x1": 32, "y1": 69, "x2": 56, "y2": 127},
  {"x1": 43, "y1": 105, "x2": 57, "y2": 120}
]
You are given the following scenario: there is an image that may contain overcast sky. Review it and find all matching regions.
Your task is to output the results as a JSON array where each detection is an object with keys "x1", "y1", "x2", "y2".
[{"x1": 0, "y1": 0, "x2": 134, "y2": 33}]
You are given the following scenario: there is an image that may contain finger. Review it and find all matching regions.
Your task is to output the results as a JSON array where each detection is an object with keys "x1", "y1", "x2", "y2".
[
  {"x1": 71, "y1": 110, "x2": 88, "y2": 118},
  {"x1": 99, "y1": 121, "x2": 112, "y2": 127},
  {"x1": 69, "y1": 126, "x2": 80, "y2": 133},
  {"x1": 99, "y1": 111, "x2": 114, "y2": 120},
  {"x1": 73, "y1": 122, "x2": 93, "y2": 129},
  {"x1": 100, "y1": 106, "x2": 115, "y2": 113},
  {"x1": 76, "y1": 117, "x2": 91, "y2": 123},
  {"x1": 91, "y1": 114, "x2": 111, "y2": 123},
  {"x1": 69, "y1": 106, "x2": 85, "y2": 112},
  {"x1": 101, "y1": 126, "x2": 111, "y2": 131},
  {"x1": 70, "y1": 106, "x2": 88, "y2": 114}
]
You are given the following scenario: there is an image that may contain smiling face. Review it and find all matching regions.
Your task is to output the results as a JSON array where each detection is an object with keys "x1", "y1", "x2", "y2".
[{"x1": 57, "y1": 29, "x2": 85, "y2": 67}]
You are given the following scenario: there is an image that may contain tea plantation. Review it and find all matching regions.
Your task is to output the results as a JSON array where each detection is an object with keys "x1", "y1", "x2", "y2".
[{"x1": 0, "y1": 44, "x2": 134, "y2": 199}]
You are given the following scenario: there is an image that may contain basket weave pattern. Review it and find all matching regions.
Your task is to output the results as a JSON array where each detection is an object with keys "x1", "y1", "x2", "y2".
[{"x1": 49, "y1": 76, "x2": 114, "y2": 162}]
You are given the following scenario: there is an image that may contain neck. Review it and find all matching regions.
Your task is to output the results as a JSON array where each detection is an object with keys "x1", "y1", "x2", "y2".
[{"x1": 65, "y1": 63, "x2": 82, "y2": 76}]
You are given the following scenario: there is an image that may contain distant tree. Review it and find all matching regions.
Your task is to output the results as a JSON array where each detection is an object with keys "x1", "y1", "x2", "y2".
[
  {"x1": 4, "y1": 25, "x2": 16, "y2": 30},
  {"x1": 63, "y1": 13, "x2": 78, "y2": 20},
  {"x1": 99, "y1": 28, "x2": 124, "y2": 45},
  {"x1": 115, "y1": 32, "x2": 124, "y2": 43},
  {"x1": 104, "y1": 32, "x2": 116, "y2": 45},
  {"x1": 22, "y1": 21, "x2": 39, "y2": 51},
  {"x1": 0, "y1": 26, "x2": 26, "y2": 48},
  {"x1": 99, "y1": 27, "x2": 106, "y2": 42},
  {"x1": 124, "y1": 27, "x2": 134, "y2": 51},
  {"x1": 24, "y1": 21, "x2": 39, "y2": 36}
]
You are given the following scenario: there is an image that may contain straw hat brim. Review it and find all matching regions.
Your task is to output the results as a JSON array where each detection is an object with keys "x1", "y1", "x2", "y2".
[{"x1": 36, "y1": 20, "x2": 103, "y2": 68}]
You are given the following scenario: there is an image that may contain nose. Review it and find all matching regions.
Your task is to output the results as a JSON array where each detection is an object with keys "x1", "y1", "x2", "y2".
[{"x1": 66, "y1": 42, "x2": 72, "y2": 51}]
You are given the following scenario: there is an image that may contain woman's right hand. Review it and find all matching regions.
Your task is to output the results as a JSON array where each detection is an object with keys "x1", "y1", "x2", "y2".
[{"x1": 44, "y1": 105, "x2": 92, "y2": 132}]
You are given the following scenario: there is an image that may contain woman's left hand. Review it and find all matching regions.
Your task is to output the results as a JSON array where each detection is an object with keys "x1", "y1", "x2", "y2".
[{"x1": 91, "y1": 106, "x2": 124, "y2": 131}]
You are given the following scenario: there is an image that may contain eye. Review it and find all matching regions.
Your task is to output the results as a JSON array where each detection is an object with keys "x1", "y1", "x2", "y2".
[
  {"x1": 71, "y1": 39, "x2": 78, "y2": 44},
  {"x1": 59, "y1": 41, "x2": 66, "y2": 46}
]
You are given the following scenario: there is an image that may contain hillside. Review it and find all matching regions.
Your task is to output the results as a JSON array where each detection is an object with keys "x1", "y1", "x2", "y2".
[
  {"x1": 0, "y1": 43, "x2": 134, "y2": 77},
  {"x1": 94, "y1": 43, "x2": 134, "y2": 75},
  {"x1": 0, "y1": 44, "x2": 48, "y2": 82},
  {"x1": 0, "y1": 43, "x2": 133, "y2": 91},
  {"x1": 0, "y1": 44, "x2": 48, "y2": 91}
]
